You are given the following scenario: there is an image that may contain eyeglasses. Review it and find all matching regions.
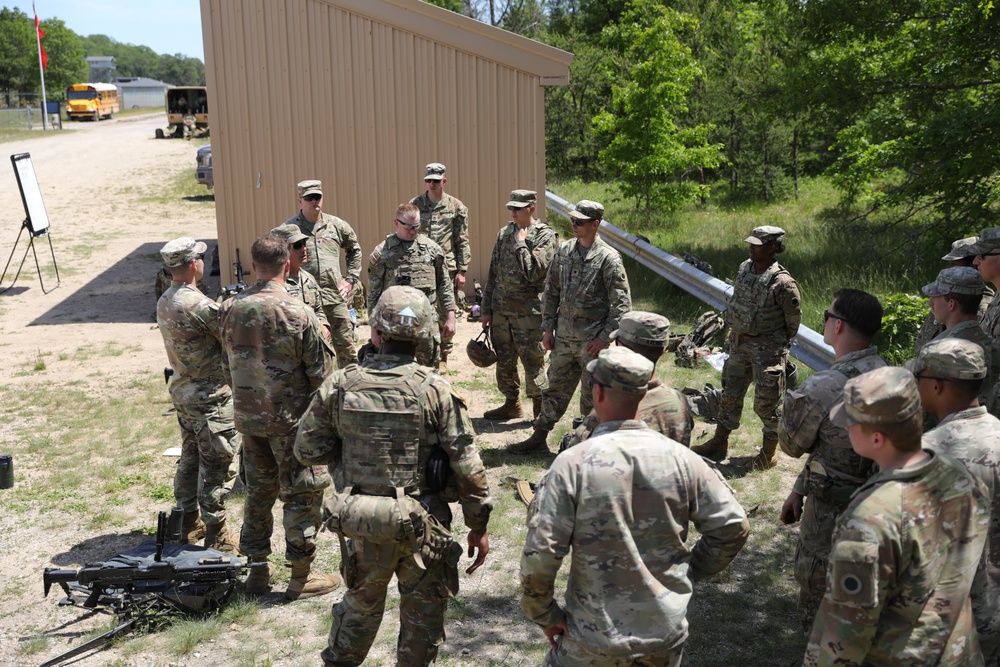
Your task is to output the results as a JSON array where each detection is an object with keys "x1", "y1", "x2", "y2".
[
  {"x1": 291, "y1": 240, "x2": 307, "y2": 250},
  {"x1": 913, "y1": 373, "x2": 951, "y2": 383},
  {"x1": 424, "y1": 179, "x2": 441, "y2": 184},
  {"x1": 301, "y1": 193, "x2": 322, "y2": 202},
  {"x1": 823, "y1": 310, "x2": 849, "y2": 325},
  {"x1": 395, "y1": 219, "x2": 420, "y2": 230},
  {"x1": 977, "y1": 251, "x2": 1000, "y2": 258},
  {"x1": 571, "y1": 218, "x2": 596, "y2": 227}
]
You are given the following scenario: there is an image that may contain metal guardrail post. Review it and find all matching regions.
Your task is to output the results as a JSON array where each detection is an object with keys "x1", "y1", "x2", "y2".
[{"x1": 545, "y1": 190, "x2": 835, "y2": 371}]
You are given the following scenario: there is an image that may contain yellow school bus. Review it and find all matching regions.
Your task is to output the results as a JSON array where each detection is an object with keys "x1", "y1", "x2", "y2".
[{"x1": 66, "y1": 83, "x2": 120, "y2": 121}]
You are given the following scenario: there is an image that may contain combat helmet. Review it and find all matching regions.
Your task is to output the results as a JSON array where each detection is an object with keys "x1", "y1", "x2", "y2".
[
  {"x1": 370, "y1": 286, "x2": 434, "y2": 342},
  {"x1": 466, "y1": 330, "x2": 497, "y2": 367}
]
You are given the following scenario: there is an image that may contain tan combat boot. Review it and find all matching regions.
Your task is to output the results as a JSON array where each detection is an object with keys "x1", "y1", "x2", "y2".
[
  {"x1": 484, "y1": 398, "x2": 522, "y2": 420},
  {"x1": 439, "y1": 353, "x2": 449, "y2": 372},
  {"x1": 750, "y1": 435, "x2": 779, "y2": 471},
  {"x1": 245, "y1": 556, "x2": 274, "y2": 595},
  {"x1": 508, "y1": 428, "x2": 550, "y2": 454},
  {"x1": 532, "y1": 397, "x2": 543, "y2": 419},
  {"x1": 180, "y1": 511, "x2": 206, "y2": 544},
  {"x1": 204, "y1": 521, "x2": 241, "y2": 555},
  {"x1": 691, "y1": 426, "x2": 732, "y2": 462},
  {"x1": 285, "y1": 561, "x2": 343, "y2": 601}
]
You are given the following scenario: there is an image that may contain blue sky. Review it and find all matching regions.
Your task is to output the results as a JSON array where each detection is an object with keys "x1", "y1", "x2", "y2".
[{"x1": 12, "y1": 0, "x2": 205, "y2": 61}]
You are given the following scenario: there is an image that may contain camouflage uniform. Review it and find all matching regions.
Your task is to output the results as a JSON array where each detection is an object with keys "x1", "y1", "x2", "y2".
[
  {"x1": 535, "y1": 236, "x2": 631, "y2": 430},
  {"x1": 219, "y1": 278, "x2": 332, "y2": 562},
  {"x1": 367, "y1": 233, "x2": 455, "y2": 367},
  {"x1": 294, "y1": 287, "x2": 491, "y2": 667},
  {"x1": 286, "y1": 210, "x2": 362, "y2": 368},
  {"x1": 718, "y1": 257, "x2": 801, "y2": 440},
  {"x1": 931, "y1": 319, "x2": 1000, "y2": 414},
  {"x1": 914, "y1": 287, "x2": 994, "y2": 354},
  {"x1": 778, "y1": 346, "x2": 887, "y2": 632},
  {"x1": 567, "y1": 379, "x2": 694, "y2": 449},
  {"x1": 285, "y1": 268, "x2": 331, "y2": 335},
  {"x1": 157, "y1": 280, "x2": 239, "y2": 527},
  {"x1": 522, "y1": 416, "x2": 749, "y2": 665},
  {"x1": 411, "y1": 188, "x2": 470, "y2": 338},
  {"x1": 804, "y1": 367, "x2": 990, "y2": 667},
  {"x1": 972, "y1": 228, "x2": 1000, "y2": 341},
  {"x1": 482, "y1": 202, "x2": 558, "y2": 404}
]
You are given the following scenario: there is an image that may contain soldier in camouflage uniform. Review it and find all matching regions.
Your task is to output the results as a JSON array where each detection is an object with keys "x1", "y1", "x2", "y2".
[
  {"x1": 777, "y1": 288, "x2": 887, "y2": 633},
  {"x1": 912, "y1": 338, "x2": 1000, "y2": 661},
  {"x1": 914, "y1": 237, "x2": 995, "y2": 355},
  {"x1": 156, "y1": 237, "x2": 240, "y2": 553},
  {"x1": 922, "y1": 266, "x2": 1000, "y2": 413},
  {"x1": 294, "y1": 286, "x2": 492, "y2": 667},
  {"x1": 511, "y1": 200, "x2": 632, "y2": 454},
  {"x1": 804, "y1": 366, "x2": 991, "y2": 666},
  {"x1": 219, "y1": 234, "x2": 341, "y2": 600},
  {"x1": 411, "y1": 163, "x2": 471, "y2": 370},
  {"x1": 565, "y1": 311, "x2": 694, "y2": 448},
  {"x1": 270, "y1": 223, "x2": 332, "y2": 342},
  {"x1": 285, "y1": 179, "x2": 362, "y2": 368},
  {"x1": 367, "y1": 203, "x2": 456, "y2": 369},
  {"x1": 693, "y1": 225, "x2": 801, "y2": 470},
  {"x1": 481, "y1": 189, "x2": 558, "y2": 421},
  {"x1": 973, "y1": 227, "x2": 1000, "y2": 343},
  {"x1": 521, "y1": 347, "x2": 749, "y2": 666}
]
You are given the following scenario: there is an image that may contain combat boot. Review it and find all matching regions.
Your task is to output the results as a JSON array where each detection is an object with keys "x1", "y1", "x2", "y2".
[
  {"x1": 508, "y1": 428, "x2": 550, "y2": 454},
  {"x1": 484, "y1": 398, "x2": 522, "y2": 420},
  {"x1": 204, "y1": 521, "x2": 241, "y2": 555},
  {"x1": 245, "y1": 556, "x2": 274, "y2": 595},
  {"x1": 285, "y1": 561, "x2": 343, "y2": 601},
  {"x1": 180, "y1": 511, "x2": 206, "y2": 544},
  {"x1": 691, "y1": 426, "x2": 732, "y2": 462},
  {"x1": 532, "y1": 397, "x2": 543, "y2": 419},
  {"x1": 750, "y1": 435, "x2": 779, "y2": 471},
  {"x1": 439, "y1": 353, "x2": 448, "y2": 372}
]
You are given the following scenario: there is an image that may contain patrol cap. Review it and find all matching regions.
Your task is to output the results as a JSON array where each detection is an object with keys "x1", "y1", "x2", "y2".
[
  {"x1": 370, "y1": 285, "x2": 435, "y2": 342},
  {"x1": 506, "y1": 189, "x2": 536, "y2": 208},
  {"x1": 969, "y1": 227, "x2": 1000, "y2": 254},
  {"x1": 610, "y1": 311, "x2": 671, "y2": 347},
  {"x1": 744, "y1": 226, "x2": 785, "y2": 246},
  {"x1": 941, "y1": 236, "x2": 980, "y2": 261},
  {"x1": 160, "y1": 237, "x2": 207, "y2": 268},
  {"x1": 905, "y1": 338, "x2": 987, "y2": 381},
  {"x1": 424, "y1": 163, "x2": 446, "y2": 181},
  {"x1": 568, "y1": 200, "x2": 604, "y2": 222},
  {"x1": 269, "y1": 223, "x2": 309, "y2": 245},
  {"x1": 829, "y1": 367, "x2": 921, "y2": 428},
  {"x1": 297, "y1": 180, "x2": 323, "y2": 198},
  {"x1": 586, "y1": 347, "x2": 654, "y2": 395},
  {"x1": 921, "y1": 266, "x2": 984, "y2": 297}
]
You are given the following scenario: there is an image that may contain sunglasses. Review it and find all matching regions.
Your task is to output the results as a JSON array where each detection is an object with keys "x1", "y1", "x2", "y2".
[
  {"x1": 823, "y1": 310, "x2": 849, "y2": 325},
  {"x1": 302, "y1": 193, "x2": 322, "y2": 202},
  {"x1": 424, "y1": 179, "x2": 442, "y2": 184},
  {"x1": 291, "y1": 239, "x2": 307, "y2": 250},
  {"x1": 395, "y1": 219, "x2": 420, "y2": 230},
  {"x1": 913, "y1": 373, "x2": 951, "y2": 383},
  {"x1": 977, "y1": 251, "x2": 1000, "y2": 258},
  {"x1": 571, "y1": 218, "x2": 596, "y2": 227},
  {"x1": 195, "y1": 253, "x2": 206, "y2": 261}
]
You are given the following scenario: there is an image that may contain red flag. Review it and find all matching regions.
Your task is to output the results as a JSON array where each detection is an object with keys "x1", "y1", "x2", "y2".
[{"x1": 34, "y1": 4, "x2": 47, "y2": 70}]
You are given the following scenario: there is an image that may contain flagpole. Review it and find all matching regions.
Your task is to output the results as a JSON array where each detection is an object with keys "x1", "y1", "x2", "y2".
[{"x1": 34, "y1": 3, "x2": 49, "y2": 131}]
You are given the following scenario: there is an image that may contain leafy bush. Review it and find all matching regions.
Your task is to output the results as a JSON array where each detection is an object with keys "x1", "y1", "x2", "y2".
[{"x1": 873, "y1": 293, "x2": 927, "y2": 366}]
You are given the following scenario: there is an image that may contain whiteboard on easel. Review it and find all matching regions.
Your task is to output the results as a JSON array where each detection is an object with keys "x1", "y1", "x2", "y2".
[{"x1": 10, "y1": 153, "x2": 50, "y2": 235}]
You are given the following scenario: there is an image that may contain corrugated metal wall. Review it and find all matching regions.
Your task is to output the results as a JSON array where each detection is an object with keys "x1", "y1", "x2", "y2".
[
  {"x1": 201, "y1": 0, "x2": 570, "y2": 292},
  {"x1": 119, "y1": 88, "x2": 168, "y2": 108}
]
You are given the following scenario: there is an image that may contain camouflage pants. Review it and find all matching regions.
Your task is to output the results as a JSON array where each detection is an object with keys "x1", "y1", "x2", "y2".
[
  {"x1": 239, "y1": 433, "x2": 326, "y2": 562},
  {"x1": 322, "y1": 299, "x2": 357, "y2": 369},
  {"x1": 794, "y1": 494, "x2": 842, "y2": 634},
  {"x1": 543, "y1": 634, "x2": 683, "y2": 667},
  {"x1": 536, "y1": 337, "x2": 596, "y2": 432},
  {"x1": 322, "y1": 536, "x2": 461, "y2": 667},
  {"x1": 491, "y1": 311, "x2": 547, "y2": 401},
  {"x1": 716, "y1": 335, "x2": 787, "y2": 439},
  {"x1": 440, "y1": 270, "x2": 463, "y2": 359},
  {"x1": 173, "y1": 399, "x2": 239, "y2": 525}
]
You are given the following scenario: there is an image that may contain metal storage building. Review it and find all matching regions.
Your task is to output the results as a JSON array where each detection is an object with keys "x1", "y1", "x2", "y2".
[
  {"x1": 200, "y1": 0, "x2": 572, "y2": 290},
  {"x1": 116, "y1": 77, "x2": 172, "y2": 109}
]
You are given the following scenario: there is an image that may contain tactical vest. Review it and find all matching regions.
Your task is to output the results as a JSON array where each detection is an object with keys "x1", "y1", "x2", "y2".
[
  {"x1": 392, "y1": 239, "x2": 438, "y2": 301},
  {"x1": 338, "y1": 364, "x2": 436, "y2": 496},
  {"x1": 725, "y1": 261, "x2": 789, "y2": 335}
]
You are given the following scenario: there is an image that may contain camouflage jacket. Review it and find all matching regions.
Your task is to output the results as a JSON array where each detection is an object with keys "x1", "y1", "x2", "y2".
[
  {"x1": 367, "y1": 234, "x2": 455, "y2": 319},
  {"x1": 156, "y1": 282, "x2": 232, "y2": 409},
  {"x1": 725, "y1": 259, "x2": 801, "y2": 340},
  {"x1": 219, "y1": 279, "x2": 330, "y2": 436},
  {"x1": 914, "y1": 285, "x2": 995, "y2": 355},
  {"x1": 924, "y1": 407, "x2": 1000, "y2": 651},
  {"x1": 286, "y1": 211, "x2": 362, "y2": 306},
  {"x1": 541, "y1": 236, "x2": 632, "y2": 343},
  {"x1": 983, "y1": 296, "x2": 1000, "y2": 343},
  {"x1": 567, "y1": 377, "x2": 694, "y2": 448},
  {"x1": 934, "y1": 319, "x2": 1000, "y2": 414},
  {"x1": 521, "y1": 420, "x2": 749, "y2": 655},
  {"x1": 294, "y1": 353, "x2": 492, "y2": 531},
  {"x1": 780, "y1": 347, "x2": 887, "y2": 494},
  {"x1": 286, "y1": 269, "x2": 330, "y2": 332},
  {"x1": 803, "y1": 450, "x2": 990, "y2": 667},
  {"x1": 410, "y1": 191, "x2": 470, "y2": 273},
  {"x1": 482, "y1": 219, "x2": 557, "y2": 317}
]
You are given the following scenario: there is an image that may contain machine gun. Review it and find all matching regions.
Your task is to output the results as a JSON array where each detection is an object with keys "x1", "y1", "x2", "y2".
[
  {"x1": 466, "y1": 280, "x2": 484, "y2": 322},
  {"x1": 39, "y1": 511, "x2": 247, "y2": 667},
  {"x1": 221, "y1": 248, "x2": 249, "y2": 299}
]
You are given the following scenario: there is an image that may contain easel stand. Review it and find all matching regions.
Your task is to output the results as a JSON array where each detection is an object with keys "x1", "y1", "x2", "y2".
[{"x1": 0, "y1": 219, "x2": 60, "y2": 294}]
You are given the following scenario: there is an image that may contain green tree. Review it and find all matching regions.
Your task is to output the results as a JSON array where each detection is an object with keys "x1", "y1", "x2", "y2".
[
  {"x1": 593, "y1": 0, "x2": 723, "y2": 210},
  {"x1": 36, "y1": 18, "x2": 86, "y2": 94},
  {"x1": 0, "y1": 7, "x2": 36, "y2": 99}
]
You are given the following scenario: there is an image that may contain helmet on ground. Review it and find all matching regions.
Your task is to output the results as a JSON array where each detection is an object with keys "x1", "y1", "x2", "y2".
[
  {"x1": 370, "y1": 286, "x2": 434, "y2": 342},
  {"x1": 466, "y1": 330, "x2": 497, "y2": 367}
]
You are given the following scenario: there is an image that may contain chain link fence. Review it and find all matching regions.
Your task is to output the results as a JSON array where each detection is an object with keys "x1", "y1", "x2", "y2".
[{"x1": 0, "y1": 106, "x2": 48, "y2": 131}]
